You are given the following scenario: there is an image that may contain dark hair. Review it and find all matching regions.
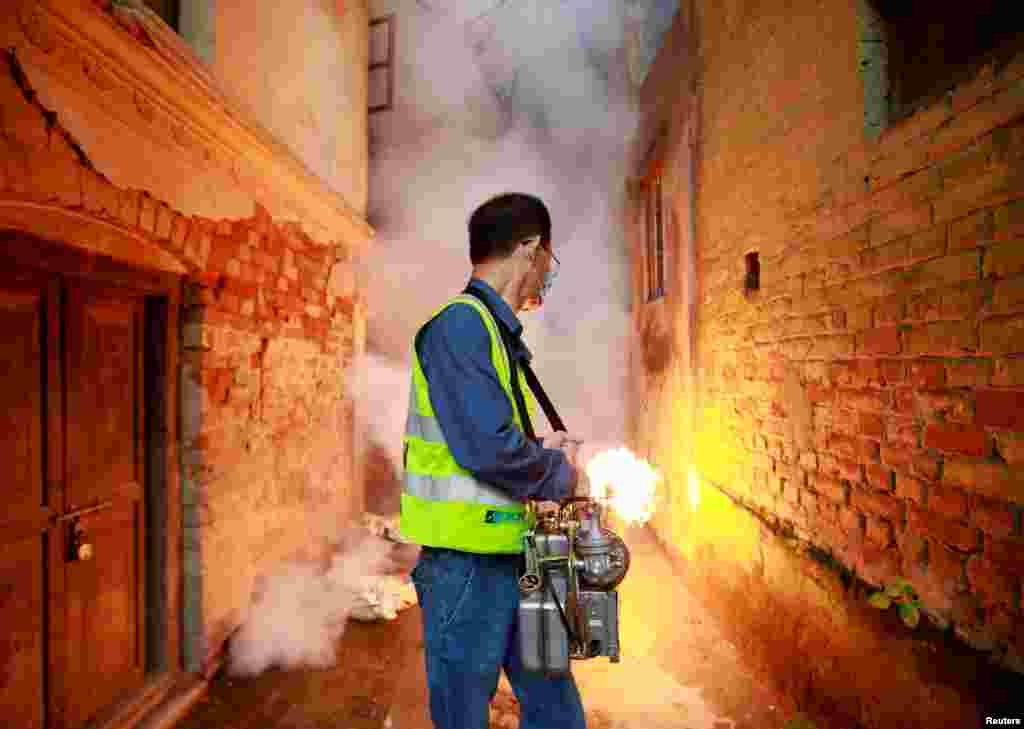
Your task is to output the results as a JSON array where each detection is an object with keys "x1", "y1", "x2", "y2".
[{"x1": 468, "y1": 193, "x2": 551, "y2": 265}]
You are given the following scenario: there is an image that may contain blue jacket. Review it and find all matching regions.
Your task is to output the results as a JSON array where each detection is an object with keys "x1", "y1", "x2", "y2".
[{"x1": 416, "y1": 278, "x2": 576, "y2": 502}]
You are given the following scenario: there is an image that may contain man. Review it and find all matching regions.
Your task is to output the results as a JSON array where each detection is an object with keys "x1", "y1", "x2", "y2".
[{"x1": 400, "y1": 193, "x2": 588, "y2": 729}]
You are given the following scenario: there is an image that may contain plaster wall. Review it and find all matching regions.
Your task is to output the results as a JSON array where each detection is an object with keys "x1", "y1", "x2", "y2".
[{"x1": 214, "y1": 0, "x2": 369, "y2": 216}]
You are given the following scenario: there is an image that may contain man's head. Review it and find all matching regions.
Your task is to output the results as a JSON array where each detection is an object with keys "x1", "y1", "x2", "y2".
[{"x1": 469, "y1": 193, "x2": 558, "y2": 312}]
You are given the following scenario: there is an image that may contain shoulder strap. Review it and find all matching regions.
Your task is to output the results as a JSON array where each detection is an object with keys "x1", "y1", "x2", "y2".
[{"x1": 462, "y1": 286, "x2": 567, "y2": 436}]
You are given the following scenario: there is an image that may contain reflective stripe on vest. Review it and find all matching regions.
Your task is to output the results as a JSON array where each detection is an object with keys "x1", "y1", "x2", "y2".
[{"x1": 399, "y1": 294, "x2": 534, "y2": 554}]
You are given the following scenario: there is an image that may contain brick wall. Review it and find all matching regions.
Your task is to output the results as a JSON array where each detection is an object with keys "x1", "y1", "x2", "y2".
[
  {"x1": 0, "y1": 42, "x2": 368, "y2": 675},
  {"x1": 634, "y1": 1, "x2": 1024, "y2": 725},
  {"x1": 178, "y1": 209, "x2": 364, "y2": 671}
]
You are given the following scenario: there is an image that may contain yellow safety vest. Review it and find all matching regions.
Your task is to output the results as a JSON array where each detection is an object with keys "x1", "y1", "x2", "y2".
[{"x1": 399, "y1": 293, "x2": 537, "y2": 553}]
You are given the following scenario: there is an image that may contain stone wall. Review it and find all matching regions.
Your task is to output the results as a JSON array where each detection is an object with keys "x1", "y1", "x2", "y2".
[
  {"x1": 632, "y1": 2, "x2": 1024, "y2": 726},
  {"x1": 1, "y1": 0, "x2": 371, "y2": 676}
]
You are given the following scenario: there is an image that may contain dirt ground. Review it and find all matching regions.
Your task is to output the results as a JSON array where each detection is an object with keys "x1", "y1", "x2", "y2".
[{"x1": 175, "y1": 526, "x2": 798, "y2": 729}]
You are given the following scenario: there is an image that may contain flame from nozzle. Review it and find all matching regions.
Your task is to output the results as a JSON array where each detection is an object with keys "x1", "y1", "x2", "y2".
[{"x1": 584, "y1": 447, "x2": 660, "y2": 525}]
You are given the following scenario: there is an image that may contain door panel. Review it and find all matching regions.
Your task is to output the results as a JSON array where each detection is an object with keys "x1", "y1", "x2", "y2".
[
  {"x1": 65, "y1": 288, "x2": 144, "y2": 510},
  {"x1": 0, "y1": 284, "x2": 46, "y2": 528},
  {"x1": 0, "y1": 273, "x2": 51, "y2": 728},
  {"x1": 62, "y1": 281, "x2": 146, "y2": 727},
  {"x1": 0, "y1": 535, "x2": 46, "y2": 729},
  {"x1": 63, "y1": 500, "x2": 144, "y2": 727}
]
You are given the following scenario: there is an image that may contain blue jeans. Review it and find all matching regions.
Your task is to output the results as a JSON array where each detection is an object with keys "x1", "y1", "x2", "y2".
[{"x1": 411, "y1": 547, "x2": 587, "y2": 729}]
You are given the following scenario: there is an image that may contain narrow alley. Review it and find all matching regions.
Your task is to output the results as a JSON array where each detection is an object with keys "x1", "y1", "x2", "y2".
[{"x1": 174, "y1": 526, "x2": 789, "y2": 729}]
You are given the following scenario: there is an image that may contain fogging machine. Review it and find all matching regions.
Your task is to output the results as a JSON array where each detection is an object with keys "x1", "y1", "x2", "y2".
[
  {"x1": 518, "y1": 495, "x2": 629, "y2": 675},
  {"x1": 463, "y1": 284, "x2": 630, "y2": 676}
]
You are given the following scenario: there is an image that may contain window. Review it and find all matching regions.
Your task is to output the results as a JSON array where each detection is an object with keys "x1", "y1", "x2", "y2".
[
  {"x1": 644, "y1": 174, "x2": 666, "y2": 302},
  {"x1": 864, "y1": 0, "x2": 1024, "y2": 128},
  {"x1": 143, "y1": 0, "x2": 179, "y2": 30},
  {"x1": 369, "y1": 15, "x2": 395, "y2": 113}
]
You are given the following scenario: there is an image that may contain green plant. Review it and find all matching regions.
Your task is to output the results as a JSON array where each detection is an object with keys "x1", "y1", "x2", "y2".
[
  {"x1": 783, "y1": 715, "x2": 819, "y2": 729},
  {"x1": 867, "y1": 577, "x2": 922, "y2": 628}
]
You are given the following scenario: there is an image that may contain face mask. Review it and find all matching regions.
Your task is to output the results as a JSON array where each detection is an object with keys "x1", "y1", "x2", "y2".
[
  {"x1": 530, "y1": 242, "x2": 560, "y2": 302},
  {"x1": 540, "y1": 263, "x2": 558, "y2": 299}
]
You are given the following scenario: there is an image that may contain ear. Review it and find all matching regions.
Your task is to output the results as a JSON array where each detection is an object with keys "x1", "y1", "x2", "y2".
[{"x1": 521, "y1": 235, "x2": 542, "y2": 256}]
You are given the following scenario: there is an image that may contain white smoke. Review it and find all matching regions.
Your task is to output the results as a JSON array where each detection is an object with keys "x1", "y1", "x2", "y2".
[
  {"x1": 360, "y1": 0, "x2": 677, "y2": 460},
  {"x1": 227, "y1": 0, "x2": 678, "y2": 680},
  {"x1": 227, "y1": 527, "x2": 415, "y2": 677}
]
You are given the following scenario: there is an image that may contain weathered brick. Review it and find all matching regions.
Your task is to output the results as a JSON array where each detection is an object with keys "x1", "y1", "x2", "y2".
[
  {"x1": 895, "y1": 472, "x2": 926, "y2": 505},
  {"x1": 950, "y1": 63, "x2": 999, "y2": 113},
  {"x1": 865, "y1": 515, "x2": 894, "y2": 547},
  {"x1": 928, "y1": 484, "x2": 970, "y2": 521},
  {"x1": 813, "y1": 476, "x2": 848, "y2": 505},
  {"x1": 944, "y1": 458, "x2": 1024, "y2": 505},
  {"x1": 985, "y1": 535, "x2": 1024, "y2": 576},
  {"x1": 851, "y1": 486, "x2": 905, "y2": 522},
  {"x1": 838, "y1": 506, "x2": 866, "y2": 539},
  {"x1": 975, "y1": 389, "x2": 1024, "y2": 430},
  {"x1": 907, "y1": 505, "x2": 978, "y2": 552},
  {"x1": 857, "y1": 327, "x2": 902, "y2": 355},
  {"x1": 859, "y1": 411, "x2": 884, "y2": 439},
  {"x1": 869, "y1": 202, "x2": 933, "y2": 249},
  {"x1": 879, "y1": 359, "x2": 906, "y2": 384},
  {"x1": 905, "y1": 321, "x2": 979, "y2": 356},
  {"x1": 945, "y1": 358, "x2": 992, "y2": 387},
  {"x1": 907, "y1": 280, "x2": 985, "y2": 322},
  {"x1": 915, "y1": 390, "x2": 973, "y2": 422},
  {"x1": 905, "y1": 250, "x2": 982, "y2": 293},
  {"x1": 938, "y1": 136, "x2": 996, "y2": 189},
  {"x1": 910, "y1": 452, "x2": 942, "y2": 482},
  {"x1": 836, "y1": 388, "x2": 890, "y2": 412},
  {"x1": 892, "y1": 387, "x2": 915, "y2": 415},
  {"x1": 798, "y1": 451, "x2": 818, "y2": 472},
  {"x1": 991, "y1": 276, "x2": 1024, "y2": 315},
  {"x1": 985, "y1": 240, "x2": 1024, "y2": 279},
  {"x1": 966, "y1": 555, "x2": 1019, "y2": 607},
  {"x1": 949, "y1": 209, "x2": 994, "y2": 251},
  {"x1": 924, "y1": 423, "x2": 990, "y2": 457},
  {"x1": 866, "y1": 463, "x2": 894, "y2": 492},
  {"x1": 933, "y1": 160, "x2": 1024, "y2": 225},
  {"x1": 827, "y1": 433, "x2": 859, "y2": 460},
  {"x1": 915, "y1": 543, "x2": 966, "y2": 611},
  {"x1": 909, "y1": 359, "x2": 946, "y2": 388},
  {"x1": 994, "y1": 430, "x2": 1024, "y2": 465},
  {"x1": 971, "y1": 495, "x2": 1017, "y2": 539},
  {"x1": 875, "y1": 295, "x2": 906, "y2": 325},
  {"x1": 881, "y1": 444, "x2": 913, "y2": 471},
  {"x1": 931, "y1": 76, "x2": 1024, "y2": 154},
  {"x1": 994, "y1": 198, "x2": 1024, "y2": 238},
  {"x1": 886, "y1": 418, "x2": 919, "y2": 447}
]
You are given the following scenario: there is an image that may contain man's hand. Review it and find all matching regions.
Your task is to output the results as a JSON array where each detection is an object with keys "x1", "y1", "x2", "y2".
[
  {"x1": 543, "y1": 431, "x2": 588, "y2": 498},
  {"x1": 542, "y1": 431, "x2": 583, "y2": 470}
]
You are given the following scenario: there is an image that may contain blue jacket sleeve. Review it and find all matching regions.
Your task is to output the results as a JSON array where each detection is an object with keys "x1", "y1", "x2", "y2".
[{"x1": 416, "y1": 304, "x2": 577, "y2": 503}]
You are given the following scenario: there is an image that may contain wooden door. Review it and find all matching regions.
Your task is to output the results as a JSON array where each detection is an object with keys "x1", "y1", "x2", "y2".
[
  {"x1": 0, "y1": 268, "x2": 57, "y2": 729},
  {"x1": 0, "y1": 268, "x2": 147, "y2": 728},
  {"x1": 60, "y1": 281, "x2": 147, "y2": 727}
]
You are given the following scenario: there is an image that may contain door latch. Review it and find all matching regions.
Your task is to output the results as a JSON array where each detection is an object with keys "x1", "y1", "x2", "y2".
[{"x1": 66, "y1": 519, "x2": 93, "y2": 562}]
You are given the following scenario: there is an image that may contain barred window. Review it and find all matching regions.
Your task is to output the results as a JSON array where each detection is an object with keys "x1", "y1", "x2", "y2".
[
  {"x1": 369, "y1": 15, "x2": 396, "y2": 113},
  {"x1": 645, "y1": 174, "x2": 666, "y2": 303}
]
